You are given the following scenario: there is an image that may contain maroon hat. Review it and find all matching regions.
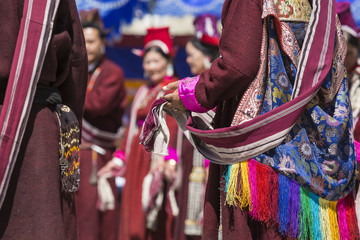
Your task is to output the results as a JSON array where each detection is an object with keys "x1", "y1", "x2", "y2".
[
  {"x1": 194, "y1": 14, "x2": 220, "y2": 46},
  {"x1": 336, "y1": 2, "x2": 359, "y2": 37}
]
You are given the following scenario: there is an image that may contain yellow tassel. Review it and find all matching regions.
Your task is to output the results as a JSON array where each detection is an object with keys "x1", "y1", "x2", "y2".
[
  {"x1": 319, "y1": 197, "x2": 332, "y2": 240},
  {"x1": 226, "y1": 163, "x2": 240, "y2": 206},
  {"x1": 239, "y1": 161, "x2": 251, "y2": 210},
  {"x1": 328, "y1": 201, "x2": 340, "y2": 240}
]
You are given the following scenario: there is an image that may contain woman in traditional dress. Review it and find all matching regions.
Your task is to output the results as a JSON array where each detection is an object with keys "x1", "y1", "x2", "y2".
[
  {"x1": 161, "y1": 0, "x2": 359, "y2": 239},
  {"x1": 174, "y1": 14, "x2": 219, "y2": 240},
  {"x1": 98, "y1": 27, "x2": 179, "y2": 240}
]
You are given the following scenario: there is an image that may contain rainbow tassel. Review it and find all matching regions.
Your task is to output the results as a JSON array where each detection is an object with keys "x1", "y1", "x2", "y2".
[
  {"x1": 278, "y1": 173, "x2": 290, "y2": 235},
  {"x1": 337, "y1": 196, "x2": 351, "y2": 240},
  {"x1": 299, "y1": 188, "x2": 313, "y2": 240},
  {"x1": 248, "y1": 159, "x2": 259, "y2": 220},
  {"x1": 240, "y1": 161, "x2": 251, "y2": 210},
  {"x1": 257, "y1": 164, "x2": 271, "y2": 224},
  {"x1": 345, "y1": 193, "x2": 360, "y2": 239},
  {"x1": 224, "y1": 159, "x2": 360, "y2": 239},
  {"x1": 329, "y1": 201, "x2": 340, "y2": 240},
  {"x1": 288, "y1": 180, "x2": 300, "y2": 238},
  {"x1": 225, "y1": 163, "x2": 240, "y2": 206},
  {"x1": 269, "y1": 169, "x2": 279, "y2": 221}
]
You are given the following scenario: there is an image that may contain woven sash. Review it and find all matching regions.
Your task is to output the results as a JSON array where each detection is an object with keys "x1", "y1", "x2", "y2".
[{"x1": 0, "y1": 0, "x2": 60, "y2": 208}]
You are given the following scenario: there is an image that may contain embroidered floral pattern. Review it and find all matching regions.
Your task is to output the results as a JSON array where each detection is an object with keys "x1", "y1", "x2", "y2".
[
  {"x1": 252, "y1": 17, "x2": 355, "y2": 200},
  {"x1": 274, "y1": 0, "x2": 311, "y2": 21},
  {"x1": 278, "y1": 154, "x2": 296, "y2": 174},
  {"x1": 299, "y1": 141, "x2": 314, "y2": 160},
  {"x1": 276, "y1": 72, "x2": 290, "y2": 91},
  {"x1": 322, "y1": 160, "x2": 340, "y2": 175},
  {"x1": 276, "y1": 0, "x2": 293, "y2": 18}
]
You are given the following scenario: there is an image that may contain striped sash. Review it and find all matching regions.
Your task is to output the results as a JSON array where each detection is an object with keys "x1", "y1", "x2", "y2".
[{"x1": 0, "y1": 0, "x2": 60, "y2": 208}]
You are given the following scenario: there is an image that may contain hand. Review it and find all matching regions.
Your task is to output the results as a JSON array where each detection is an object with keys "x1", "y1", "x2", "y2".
[
  {"x1": 162, "y1": 81, "x2": 187, "y2": 113},
  {"x1": 97, "y1": 159, "x2": 125, "y2": 178},
  {"x1": 163, "y1": 160, "x2": 177, "y2": 183}
]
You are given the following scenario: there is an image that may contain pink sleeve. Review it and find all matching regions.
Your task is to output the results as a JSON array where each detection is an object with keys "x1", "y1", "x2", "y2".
[
  {"x1": 354, "y1": 140, "x2": 360, "y2": 163},
  {"x1": 164, "y1": 147, "x2": 178, "y2": 163},
  {"x1": 114, "y1": 149, "x2": 125, "y2": 161},
  {"x1": 204, "y1": 159, "x2": 210, "y2": 168},
  {"x1": 178, "y1": 76, "x2": 211, "y2": 113}
]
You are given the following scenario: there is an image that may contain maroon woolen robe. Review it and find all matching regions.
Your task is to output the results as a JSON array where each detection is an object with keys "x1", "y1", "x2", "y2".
[
  {"x1": 0, "y1": 0, "x2": 88, "y2": 239},
  {"x1": 75, "y1": 57, "x2": 127, "y2": 240},
  {"x1": 192, "y1": 0, "x2": 284, "y2": 239},
  {"x1": 119, "y1": 80, "x2": 179, "y2": 240},
  {"x1": 174, "y1": 138, "x2": 203, "y2": 240}
]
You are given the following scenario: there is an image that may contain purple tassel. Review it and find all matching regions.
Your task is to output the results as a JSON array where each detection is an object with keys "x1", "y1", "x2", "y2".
[{"x1": 288, "y1": 180, "x2": 300, "y2": 238}]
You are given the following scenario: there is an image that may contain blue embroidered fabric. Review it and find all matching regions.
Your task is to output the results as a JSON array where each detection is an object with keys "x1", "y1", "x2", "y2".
[{"x1": 254, "y1": 17, "x2": 357, "y2": 201}]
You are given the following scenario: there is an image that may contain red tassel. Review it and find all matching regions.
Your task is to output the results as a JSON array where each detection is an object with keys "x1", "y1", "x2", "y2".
[
  {"x1": 257, "y1": 163, "x2": 271, "y2": 224},
  {"x1": 345, "y1": 193, "x2": 360, "y2": 239},
  {"x1": 269, "y1": 168, "x2": 279, "y2": 224}
]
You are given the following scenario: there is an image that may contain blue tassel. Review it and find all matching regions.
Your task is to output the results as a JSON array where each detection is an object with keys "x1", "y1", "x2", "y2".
[{"x1": 278, "y1": 174, "x2": 290, "y2": 235}]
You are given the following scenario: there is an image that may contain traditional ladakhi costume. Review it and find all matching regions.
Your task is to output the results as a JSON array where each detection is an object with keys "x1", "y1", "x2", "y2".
[
  {"x1": 174, "y1": 14, "x2": 219, "y2": 240},
  {"x1": 118, "y1": 27, "x2": 179, "y2": 240},
  {"x1": 0, "y1": 0, "x2": 87, "y2": 239},
  {"x1": 75, "y1": 9, "x2": 128, "y2": 240},
  {"x1": 143, "y1": 0, "x2": 360, "y2": 239}
]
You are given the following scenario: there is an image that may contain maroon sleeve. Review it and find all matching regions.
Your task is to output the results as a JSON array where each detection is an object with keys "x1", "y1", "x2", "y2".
[
  {"x1": 84, "y1": 60, "x2": 127, "y2": 117},
  {"x1": 194, "y1": 0, "x2": 263, "y2": 109}
]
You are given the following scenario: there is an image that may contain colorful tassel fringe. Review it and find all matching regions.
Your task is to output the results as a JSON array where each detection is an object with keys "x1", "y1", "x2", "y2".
[{"x1": 225, "y1": 159, "x2": 360, "y2": 240}]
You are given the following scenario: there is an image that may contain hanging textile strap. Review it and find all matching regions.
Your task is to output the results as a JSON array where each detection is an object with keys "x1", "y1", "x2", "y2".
[{"x1": 0, "y1": 0, "x2": 61, "y2": 208}]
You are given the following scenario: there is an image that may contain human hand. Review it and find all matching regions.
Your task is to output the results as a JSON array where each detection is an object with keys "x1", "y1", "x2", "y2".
[
  {"x1": 97, "y1": 158, "x2": 125, "y2": 178},
  {"x1": 163, "y1": 159, "x2": 177, "y2": 183},
  {"x1": 162, "y1": 81, "x2": 187, "y2": 113}
]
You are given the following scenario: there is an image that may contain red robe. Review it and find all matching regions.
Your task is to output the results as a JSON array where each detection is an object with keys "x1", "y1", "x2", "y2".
[
  {"x1": 193, "y1": 0, "x2": 284, "y2": 239},
  {"x1": 119, "y1": 79, "x2": 179, "y2": 240},
  {"x1": 0, "y1": 0, "x2": 88, "y2": 239},
  {"x1": 75, "y1": 57, "x2": 127, "y2": 240}
]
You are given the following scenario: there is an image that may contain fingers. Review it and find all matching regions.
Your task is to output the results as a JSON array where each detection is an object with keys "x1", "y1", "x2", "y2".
[
  {"x1": 97, "y1": 161, "x2": 120, "y2": 177},
  {"x1": 162, "y1": 81, "x2": 179, "y2": 91}
]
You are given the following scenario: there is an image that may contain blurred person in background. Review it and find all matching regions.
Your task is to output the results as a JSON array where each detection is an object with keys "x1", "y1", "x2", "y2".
[
  {"x1": 75, "y1": 9, "x2": 127, "y2": 240},
  {"x1": 98, "y1": 27, "x2": 180, "y2": 240},
  {"x1": 337, "y1": 2, "x2": 360, "y2": 124},
  {"x1": 174, "y1": 14, "x2": 219, "y2": 240},
  {"x1": 337, "y1": 0, "x2": 360, "y2": 232},
  {"x1": 0, "y1": 0, "x2": 87, "y2": 239}
]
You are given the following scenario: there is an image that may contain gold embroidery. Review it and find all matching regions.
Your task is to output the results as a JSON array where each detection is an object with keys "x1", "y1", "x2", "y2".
[{"x1": 274, "y1": 0, "x2": 311, "y2": 22}]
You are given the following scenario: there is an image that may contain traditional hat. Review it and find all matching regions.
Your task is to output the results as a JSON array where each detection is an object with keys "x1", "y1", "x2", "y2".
[
  {"x1": 133, "y1": 27, "x2": 175, "y2": 57},
  {"x1": 194, "y1": 14, "x2": 220, "y2": 47},
  {"x1": 336, "y1": 2, "x2": 359, "y2": 38},
  {"x1": 80, "y1": 9, "x2": 108, "y2": 37}
]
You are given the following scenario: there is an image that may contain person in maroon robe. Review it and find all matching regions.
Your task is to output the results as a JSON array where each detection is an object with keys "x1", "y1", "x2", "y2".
[
  {"x1": 75, "y1": 9, "x2": 127, "y2": 240},
  {"x1": 164, "y1": 1, "x2": 270, "y2": 237},
  {"x1": 98, "y1": 27, "x2": 180, "y2": 240},
  {"x1": 163, "y1": 0, "x2": 327, "y2": 239},
  {"x1": 175, "y1": 14, "x2": 219, "y2": 240},
  {"x1": 0, "y1": 0, "x2": 88, "y2": 239}
]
